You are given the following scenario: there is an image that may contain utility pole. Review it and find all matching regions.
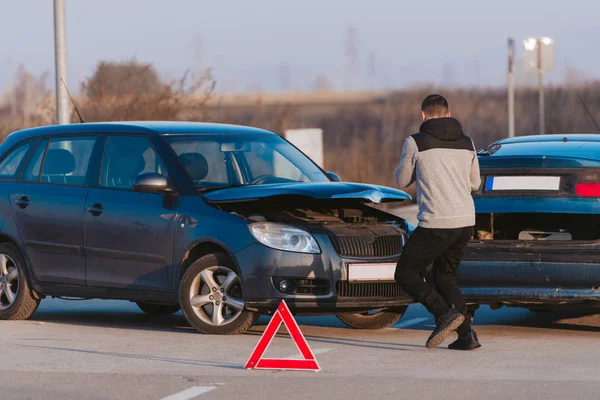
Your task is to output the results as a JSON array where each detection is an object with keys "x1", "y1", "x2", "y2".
[
  {"x1": 507, "y1": 38, "x2": 515, "y2": 138},
  {"x1": 54, "y1": 0, "x2": 70, "y2": 125},
  {"x1": 537, "y1": 38, "x2": 545, "y2": 134},
  {"x1": 343, "y1": 25, "x2": 359, "y2": 91}
]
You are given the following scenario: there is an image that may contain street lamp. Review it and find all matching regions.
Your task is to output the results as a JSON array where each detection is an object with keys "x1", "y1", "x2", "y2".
[{"x1": 523, "y1": 37, "x2": 555, "y2": 134}]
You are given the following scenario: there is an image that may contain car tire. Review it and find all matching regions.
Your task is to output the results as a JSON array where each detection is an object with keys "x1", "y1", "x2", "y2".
[
  {"x1": 179, "y1": 252, "x2": 256, "y2": 335},
  {"x1": 136, "y1": 302, "x2": 181, "y2": 316},
  {"x1": 0, "y1": 242, "x2": 41, "y2": 321},
  {"x1": 336, "y1": 306, "x2": 408, "y2": 330}
]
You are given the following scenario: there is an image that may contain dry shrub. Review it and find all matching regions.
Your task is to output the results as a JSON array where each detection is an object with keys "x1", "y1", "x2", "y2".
[
  {"x1": 77, "y1": 60, "x2": 217, "y2": 122},
  {"x1": 209, "y1": 95, "x2": 291, "y2": 133},
  {"x1": 82, "y1": 60, "x2": 165, "y2": 98},
  {"x1": 0, "y1": 65, "x2": 54, "y2": 141}
]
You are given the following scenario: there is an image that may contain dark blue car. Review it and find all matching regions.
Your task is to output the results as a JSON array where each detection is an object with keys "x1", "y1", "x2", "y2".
[
  {"x1": 461, "y1": 134, "x2": 600, "y2": 312},
  {"x1": 0, "y1": 122, "x2": 415, "y2": 334}
]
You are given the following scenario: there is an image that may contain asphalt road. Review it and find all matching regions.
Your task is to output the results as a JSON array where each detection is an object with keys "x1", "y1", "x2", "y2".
[{"x1": 2, "y1": 298, "x2": 600, "y2": 400}]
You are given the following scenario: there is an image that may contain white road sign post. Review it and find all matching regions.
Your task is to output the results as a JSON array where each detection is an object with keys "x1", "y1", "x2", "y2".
[
  {"x1": 284, "y1": 128, "x2": 324, "y2": 167},
  {"x1": 523, "y1": 37, "x2": 555, "y2": 134}
]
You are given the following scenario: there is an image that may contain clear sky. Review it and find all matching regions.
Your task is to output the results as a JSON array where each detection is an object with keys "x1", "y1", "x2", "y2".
[{"x1": 1, "y1": 0, "x2": 599, "y2": 94}]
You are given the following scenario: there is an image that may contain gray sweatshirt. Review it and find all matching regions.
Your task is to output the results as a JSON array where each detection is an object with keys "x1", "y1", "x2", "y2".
[{"x1": 394, "y1": 117, "x2": 481, "y2": 229}]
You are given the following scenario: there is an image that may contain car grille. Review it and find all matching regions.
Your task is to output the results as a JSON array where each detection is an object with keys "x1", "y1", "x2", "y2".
[
  {"x1": 336, "y1": 281, "x2": 405, "y2": 298},
  {"x1": 329, "y1": 234, "x2": 405, "y2": 257}
]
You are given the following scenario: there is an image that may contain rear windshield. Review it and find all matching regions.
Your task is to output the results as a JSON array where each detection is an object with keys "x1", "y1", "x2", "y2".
[{"x1": 482, "y1": 142, "x2": 599, "y2": 159}]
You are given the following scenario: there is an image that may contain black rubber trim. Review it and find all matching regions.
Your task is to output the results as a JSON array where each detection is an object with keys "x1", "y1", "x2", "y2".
[
  {"x1": 84, "y1": 246, "x2": 167, "y2": 264},
  {"x1": 25, "y1": 240, "x2": 82, "y2": 255}
]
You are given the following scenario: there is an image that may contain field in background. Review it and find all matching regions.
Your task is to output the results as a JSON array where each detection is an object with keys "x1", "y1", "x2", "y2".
[
  {"x1": 206, "y1": 85, "x2": 600, "y2": 194},
  {"x1": 3, "y1": 63, "x2": 600, "y2": 197}
]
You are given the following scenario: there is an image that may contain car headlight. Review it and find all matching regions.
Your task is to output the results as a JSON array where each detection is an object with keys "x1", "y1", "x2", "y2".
[{"x1": 249, "y1": 223, "x2": 321, "y2": 254}]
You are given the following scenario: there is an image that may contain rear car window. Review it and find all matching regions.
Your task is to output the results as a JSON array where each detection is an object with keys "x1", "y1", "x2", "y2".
[
  {"x1": 21, "y1": 139, "x2": 48, "y2": 182},
  {"x1": 40, "y1": 137, "x2": 96, "y2": 185},
  {"x1": 482, "y1": 142, "x2": 598, "y2": 159},
  {"x1": 0, "y1": 141, "x2": 31, "y2": 179}
]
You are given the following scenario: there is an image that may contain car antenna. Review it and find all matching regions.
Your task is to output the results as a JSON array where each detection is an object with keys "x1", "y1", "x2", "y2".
[
  {"x1": 577, "y1": 93, "x2": 600, "y2": 132},
  {"x1": 60, "y1": 77, "x2": 85, "y2": 123}
]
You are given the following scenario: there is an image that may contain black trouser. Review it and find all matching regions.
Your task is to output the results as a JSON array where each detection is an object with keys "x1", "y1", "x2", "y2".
[{"x1": 395, "y1": 226, "x2": 474, "y2": 335}]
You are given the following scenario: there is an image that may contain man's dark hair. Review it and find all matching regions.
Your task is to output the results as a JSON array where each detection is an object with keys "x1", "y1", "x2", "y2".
[{"x1": 421, "y1": 94, "x2": 449, "y2": 117}]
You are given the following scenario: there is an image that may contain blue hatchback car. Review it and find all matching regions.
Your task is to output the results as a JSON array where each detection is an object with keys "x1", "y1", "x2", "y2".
[
  {"x1": 0, "y1": 122, "x2": 415, "y2": 334},
  {"x1": 460, "y1": 134, "x2": 600, "y2": 312}
]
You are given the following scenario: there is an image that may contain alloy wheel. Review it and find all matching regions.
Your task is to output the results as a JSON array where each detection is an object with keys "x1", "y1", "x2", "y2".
[
  {"x1": 0, "y1": 254, "x2": 19, "y2": 311},
  {"x1": 188, "y1": 266, "x2": 245, "y2": 327}
]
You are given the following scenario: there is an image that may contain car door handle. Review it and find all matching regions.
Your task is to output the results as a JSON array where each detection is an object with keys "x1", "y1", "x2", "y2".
[
  {"x1": 87, "y1": 204, "x2": 104, "y2": 217},
  {"x1": 14, "y1": 196, "x2": 30, "y2": 209}
]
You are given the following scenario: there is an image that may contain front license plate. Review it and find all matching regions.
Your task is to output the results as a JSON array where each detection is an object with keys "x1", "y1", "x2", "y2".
[
  {"x1": 348, "y1": 263, "x2": 396, "y2": 282},
  {"x1": 485, "y1": 176, "x2": 560, "y2": 191}
]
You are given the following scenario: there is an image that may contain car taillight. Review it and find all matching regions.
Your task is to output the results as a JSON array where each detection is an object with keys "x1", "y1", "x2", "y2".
[{"x1": 575, "y1": 183, "x2": 600, "y2": 197}]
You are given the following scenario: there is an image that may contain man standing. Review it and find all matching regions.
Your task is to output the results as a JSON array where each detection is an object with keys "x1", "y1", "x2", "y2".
[{"x1": 394, "y1": 94, "x2": 481, "y2": 350}]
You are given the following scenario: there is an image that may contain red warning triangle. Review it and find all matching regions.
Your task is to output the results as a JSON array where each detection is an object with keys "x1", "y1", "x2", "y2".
[{"x1": 245, "y1": 300, "x2": 320, "y2": 371}]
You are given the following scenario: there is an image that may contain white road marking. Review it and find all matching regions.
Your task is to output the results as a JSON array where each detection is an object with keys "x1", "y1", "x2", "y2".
[
  {"x1": 283, "y1": 347, "x2": 333, "y2": 359},
  {"x1": 160, "y1": 386, "x2": 217, "y2": 400},
  {"x1": 389, "y1": 317, "x2": 429, "y2": 329}
]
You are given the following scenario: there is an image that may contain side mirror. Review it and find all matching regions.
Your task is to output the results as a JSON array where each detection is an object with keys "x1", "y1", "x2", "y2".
[
  {"x1": 133, "y1": 173, "x2": 173, "y2": 194},
  {"x1": 326, "y1": 171, "x2": 341, "y2": 182}
]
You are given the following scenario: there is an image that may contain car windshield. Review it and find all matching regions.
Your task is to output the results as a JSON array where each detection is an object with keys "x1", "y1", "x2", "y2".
[{"x1": 165, "y1": 134, "x2": 330, "y2": 190}]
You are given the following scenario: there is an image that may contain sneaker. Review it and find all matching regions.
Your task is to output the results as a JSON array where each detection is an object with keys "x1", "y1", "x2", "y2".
[
  {"x1": 425, "y1": 309, "x2": 465, "y2": 349},
  {"x1": 448, "y1": 329, "x2": 482, "y2": 351}
]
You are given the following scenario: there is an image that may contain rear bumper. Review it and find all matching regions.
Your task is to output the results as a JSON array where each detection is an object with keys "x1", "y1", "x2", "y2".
[
  {"x1": 462, "y1": 287, "x2": 600, "y2": 303},
  {"x1": 458, "y1": 241, "x2": 600, "y2": 305}
]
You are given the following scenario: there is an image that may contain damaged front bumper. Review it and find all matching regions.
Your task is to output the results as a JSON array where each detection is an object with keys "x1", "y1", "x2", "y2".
[{"x1": 234, "y1": 234, "x2": 412, "y2": 315}]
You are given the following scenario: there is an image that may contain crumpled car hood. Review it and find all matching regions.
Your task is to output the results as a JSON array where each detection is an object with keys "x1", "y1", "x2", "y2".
[{"x1": 202, "y1": 182, "x2": 411, "y2": 204}]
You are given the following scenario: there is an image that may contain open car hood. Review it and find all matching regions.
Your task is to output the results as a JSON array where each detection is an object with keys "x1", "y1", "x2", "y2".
[{"x1": 202, "y1": 182, "x2": 411, "y2": 204}]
